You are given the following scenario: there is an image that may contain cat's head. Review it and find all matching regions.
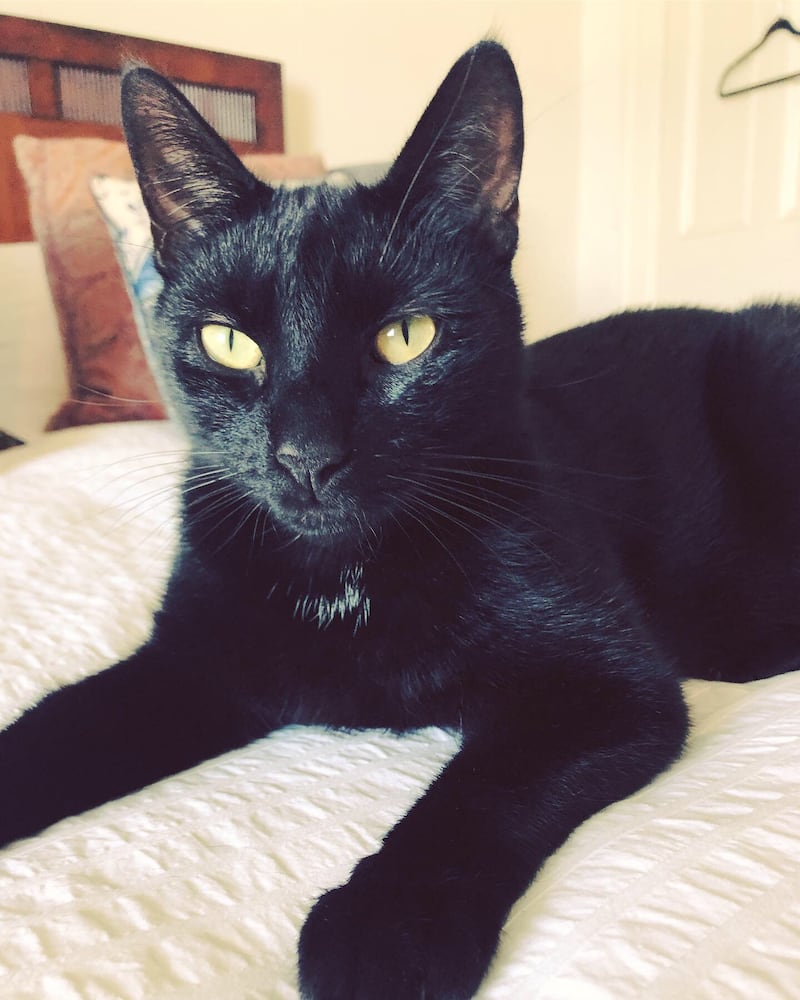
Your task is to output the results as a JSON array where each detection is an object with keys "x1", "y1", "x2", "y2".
[{"x1": 122, "y1": 42, "x2": 526, "y2": 553}]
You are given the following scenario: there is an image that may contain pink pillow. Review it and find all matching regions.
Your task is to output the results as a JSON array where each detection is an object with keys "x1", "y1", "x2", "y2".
[{"x1": 13, "y1": 136, "x2": 325, "y2": 431}]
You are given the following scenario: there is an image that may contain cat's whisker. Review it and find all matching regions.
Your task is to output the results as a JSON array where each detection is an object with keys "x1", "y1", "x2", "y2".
[
  {"x1": 396, "y1": 487, "x2": 515, "y2": 572},
  {"x1": 83, "y1": 463, "x2": 184, "y2": 499},
  {"x1": 420, "y1": 461, "x2": 656, "y2": 533},
  {"x1": 248, "y1": 506, "x2": 269, "y2": 567},
  {"x1": 79, "y1": 449, "x2": 188, "y2": 482},
  {"x1": 387, "y1": 492, "x2": 469, "y2": 580},
  {"x1": 384, "y1": 508, "x2": 420, "y2": 559},
  {"x1": 75, "y1": 458, "x2": 201, "y2": 533},
  {"x1": 426, "y1": 450, "x2": 652, "y2": 481},
  {"x1": 272, "y1": 530, "x2": 304, "y2": 554},
  {"x1": 102, "y1": 464, "x2": 193, "y2": 501},
  {"x1": 402, "y1": 470, "x2": 530, "y2": 524},
  {"x1": 411, "y1": 470, "x2": 561, "y2": 538},
  {"x1": 105, "y1": 478, "x2": 193, "y2": 534},
  {"x1": 423, "y1": 463, "x2": 538, "y2": 491},
  {"x1": 185, "y1": 484, "x2": 244, "y2": 522},
  {"x1": 479, "y1": 280, "x2": 518, "y2": 301},
  {"x1": 116, "y1": 472, "x2": 229, "y2": 522},
  {"x1": 420, "y1": 464, "x2": 597, "y2": 519},
  {"x1": 188, "y1": 487, "x2": 262, "y2": 551},
  {"x1": 80, "y1": 448, "x2": 218, "y2": 500},
  {"x1": 102, "y1": 463, "x2": 225, "y2": 519},
  {"x1": 389, "y1": 472, "x2": 564, "y2": 572},
  {"x1": 212, "y1": 493, "x2": 262, "y2": 557}
]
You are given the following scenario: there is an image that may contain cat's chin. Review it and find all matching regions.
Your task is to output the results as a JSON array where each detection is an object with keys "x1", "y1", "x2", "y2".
[{"x1": 272, "y1": 505, "x2": 361, "y2": 548}]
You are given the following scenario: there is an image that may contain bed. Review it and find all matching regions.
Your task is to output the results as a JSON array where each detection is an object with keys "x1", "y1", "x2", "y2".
[{"x1": 1, "y1": 15, "x2": 799, "y2": 1000}]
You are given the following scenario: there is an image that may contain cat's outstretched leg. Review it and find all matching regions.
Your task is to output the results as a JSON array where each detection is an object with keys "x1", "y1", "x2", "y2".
[
  {"x1": 0, "y1": 639, "x2": 260, "y2": 848},
  {"x1": 298, "y1": 665, "x2": 688, "y2": 1000}
]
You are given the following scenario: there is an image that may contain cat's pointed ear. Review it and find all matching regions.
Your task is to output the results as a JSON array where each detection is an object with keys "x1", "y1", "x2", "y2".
[
  {"x1": 382, "y1": 41, "x2": 523, "y2": 257},
  {"x1": 121, "y1": 66, "x2": 261, "y2": 273}
]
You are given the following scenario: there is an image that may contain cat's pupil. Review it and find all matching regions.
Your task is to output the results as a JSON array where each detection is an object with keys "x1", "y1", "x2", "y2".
[
  {"x1": 228, "y1": 327, "x2": 235, "y2": 351},
  {"x1": 401, "y1": 319, "x2": 410, "y2": 346}
]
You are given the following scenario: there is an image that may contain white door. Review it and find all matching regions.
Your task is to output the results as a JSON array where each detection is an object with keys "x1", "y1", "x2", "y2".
[{"x1": 577, "y1": 0, "x2": 800, "y2": 321}]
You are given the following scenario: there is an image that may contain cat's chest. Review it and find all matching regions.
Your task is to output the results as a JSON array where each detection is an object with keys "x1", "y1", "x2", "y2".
[{"x1": 256, "y1": 555, "x2": 533, "y2": 724}]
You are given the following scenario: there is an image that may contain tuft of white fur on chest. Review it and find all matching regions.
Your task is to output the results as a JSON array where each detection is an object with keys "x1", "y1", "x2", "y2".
[{"x1": 292, "y1": 564, "x2": 371, "y2": 633}]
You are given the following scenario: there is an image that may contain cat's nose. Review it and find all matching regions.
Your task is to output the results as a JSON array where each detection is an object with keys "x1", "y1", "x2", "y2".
[{"x1": 276, "y1": 444, "x2": 349, "y2": 497}]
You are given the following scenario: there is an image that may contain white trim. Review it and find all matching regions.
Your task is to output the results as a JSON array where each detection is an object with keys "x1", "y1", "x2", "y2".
[{"x1": 576, "y1": 0, "x2": 665, "y2": 322}]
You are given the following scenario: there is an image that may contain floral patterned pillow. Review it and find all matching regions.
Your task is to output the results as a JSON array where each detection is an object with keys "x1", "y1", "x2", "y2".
[{"x1": 90, "y1": 176, "x2": 163, "y2": 345}]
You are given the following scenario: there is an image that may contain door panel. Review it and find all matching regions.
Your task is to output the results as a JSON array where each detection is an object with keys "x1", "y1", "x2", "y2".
[{"x1": 576, "y1": 0, "x2": 800, "y2": 320}]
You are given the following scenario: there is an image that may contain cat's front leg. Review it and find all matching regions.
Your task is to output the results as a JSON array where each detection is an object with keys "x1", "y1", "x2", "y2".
[
  {"x1": 298, "y1": 665, "x2": 688, "y2": 1000},
  {"x1": 0, "y1": 637, "x2": 262, "y2": 848}
]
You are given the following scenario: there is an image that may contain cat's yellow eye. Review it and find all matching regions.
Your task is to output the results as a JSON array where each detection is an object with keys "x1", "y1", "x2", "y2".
[
  {"x1": 200, "y1": 323, "x2": 263, "y2": 370},
  {"x1": 374, "y1": 315, "x2": 437, "y2": 365}
]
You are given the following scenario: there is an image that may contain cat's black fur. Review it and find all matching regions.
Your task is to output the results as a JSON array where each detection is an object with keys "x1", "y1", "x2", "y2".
[{"x1": 2, "y1": 41, "x2": 800, "y2": 999}]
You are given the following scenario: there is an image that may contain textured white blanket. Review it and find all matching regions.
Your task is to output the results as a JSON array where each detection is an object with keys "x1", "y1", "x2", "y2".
[{"x1": 1, "y1": 422, "x2": 798, "y2": 999}]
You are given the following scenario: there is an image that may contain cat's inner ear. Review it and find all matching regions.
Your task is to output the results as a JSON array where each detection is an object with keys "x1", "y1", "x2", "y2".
[
  {"x1": 121, "y1": 65, "x2": 262, "y2": 270},
  {"x1": 383, "y1": 41, "x2": 524, "y2": 255}
]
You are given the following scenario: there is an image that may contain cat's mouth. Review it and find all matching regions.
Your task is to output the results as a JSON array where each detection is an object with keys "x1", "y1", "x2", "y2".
[
  {"x1": 269, "y1": 482, "x2": 359, "y2": 542},
  {"x1": 286, "y1": 506, "x2": 348, "y2": 538}
]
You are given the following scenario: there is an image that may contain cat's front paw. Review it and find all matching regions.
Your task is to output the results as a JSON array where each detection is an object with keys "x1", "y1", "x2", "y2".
[{"x1": 297, "y1": 858, "x2": 500, "y2": 1000}]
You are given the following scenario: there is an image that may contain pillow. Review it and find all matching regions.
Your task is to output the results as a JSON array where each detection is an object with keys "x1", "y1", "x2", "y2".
[
  {"x1": 89, "y1": 176, "x2": 162, "y2": 347},
  {"x1": 13, "y1": 136, "x2": 325, "y2": 431}
]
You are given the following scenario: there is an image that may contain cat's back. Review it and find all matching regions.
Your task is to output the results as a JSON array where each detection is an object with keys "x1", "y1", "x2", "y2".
[
  {"x1": 521, "y1": 302, "x2": 800, "y2": 682},
  {"x1": 524, "y1": 302, "x2": 800, "y2": 455}
]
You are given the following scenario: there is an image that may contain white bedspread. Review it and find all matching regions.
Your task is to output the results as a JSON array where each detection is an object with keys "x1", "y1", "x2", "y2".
[{"x1": 1, "y1": 422, "x2": 798, "y2": 999}]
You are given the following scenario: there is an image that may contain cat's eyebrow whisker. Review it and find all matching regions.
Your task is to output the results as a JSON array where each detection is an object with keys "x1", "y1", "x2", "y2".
[
  {"x1": 378, "y1": 47, "x2": 479, "y2": 267},
  {"x1": 382, "y1": 140, "x2": 506, "y2": 272},
  {"x1": 478, "y1": 280, "x2": 517, "y2": 301},
  {"x1": 100, "y1": 238, "x2": 153, "y2": 252}
]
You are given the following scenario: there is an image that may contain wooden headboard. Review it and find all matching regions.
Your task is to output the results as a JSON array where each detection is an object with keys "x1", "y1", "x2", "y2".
[{"x1": 0, "y1": 15, "x2": 284, "y2": 242}]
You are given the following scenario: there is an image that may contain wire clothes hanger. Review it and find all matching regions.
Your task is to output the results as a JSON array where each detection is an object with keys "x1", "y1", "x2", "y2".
[{"x1": 719, "y1": 16, "x2": 800, "y2": 97}]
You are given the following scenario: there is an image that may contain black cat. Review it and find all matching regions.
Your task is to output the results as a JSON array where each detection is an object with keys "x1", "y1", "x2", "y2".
[{"x1": 2, "y1": 40, "x2": 799, "y2": 999}]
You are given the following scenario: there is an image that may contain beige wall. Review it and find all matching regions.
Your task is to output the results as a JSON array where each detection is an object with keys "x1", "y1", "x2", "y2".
[{"x1": 0, "y1": 0, "x2": 586, "y2": 339}]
